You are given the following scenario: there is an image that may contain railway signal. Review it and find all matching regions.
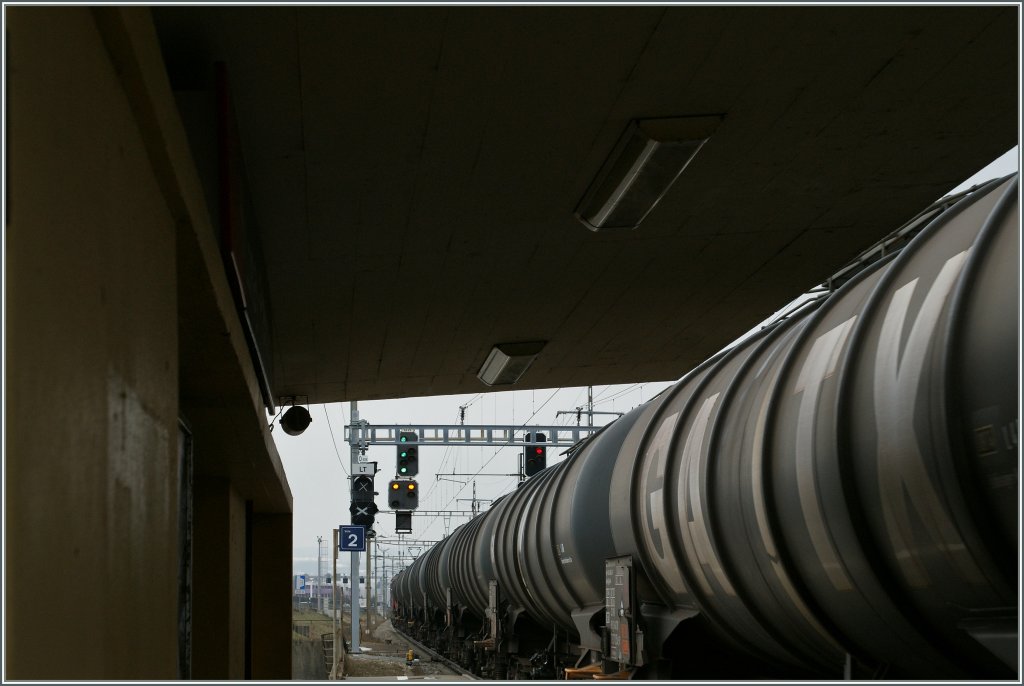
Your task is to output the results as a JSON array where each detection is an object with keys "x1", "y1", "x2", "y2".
[
  {"x1": 350, "y1": 500, "x2": 378, "y2": 527},
  {"x1": 398, "y1": 430, "x2": 419, "y2": 477},
  {"x1": 352, "y1": 474, "x2": 374, "y2": 499},
  {"x1": 396, "y1": 511, "x2": 412, "y2": 534},
  {"x1": 388, "y1": 478, "x2": 419, "y2": 510},
  {"x1": 351, "y1": 474, "x2": 377, "y2": 527},
  {"x1": 524, "y1": 432, "x2": 547, "y2": 476}
]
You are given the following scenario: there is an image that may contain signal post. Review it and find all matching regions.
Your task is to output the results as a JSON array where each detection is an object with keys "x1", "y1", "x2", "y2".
[{"x1": 347, "y1": 402, "x2": 366, "y2": 651}]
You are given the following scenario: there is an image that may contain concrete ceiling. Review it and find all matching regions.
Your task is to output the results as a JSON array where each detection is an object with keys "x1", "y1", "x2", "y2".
[{"x1": 151, "y1": 5, "x2": 1018, "y2": 404}]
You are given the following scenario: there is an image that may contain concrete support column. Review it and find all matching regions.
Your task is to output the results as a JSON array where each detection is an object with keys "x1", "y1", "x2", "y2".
[
  {"x1": 250, "y1": 512, "x2": 293, "y2": 679},
  {"x1": 5, "y1": 7, "x2": 180, "y2": 679},
  {"x1": 191, "y1": 477, "x2": 247, "y2": 679}
]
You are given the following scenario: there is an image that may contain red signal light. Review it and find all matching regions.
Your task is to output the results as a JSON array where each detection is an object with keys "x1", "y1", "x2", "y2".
[{"x1": 524, "y1": 433, "x2": 547, "y2": 477}]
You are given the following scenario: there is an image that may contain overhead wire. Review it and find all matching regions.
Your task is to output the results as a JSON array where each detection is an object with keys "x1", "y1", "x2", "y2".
[
  {"x1": 389, "y1": 395, "x2": 485, "y2": 527},
  {"x1": 561, "y1": 387, "x2": 588, "y2": 424},
  {"x1": 593, "y1": 382, "x2": 643, "y2": 406},
  {"x1": 323, "y1": 404, "x2": 350, "y2": 478},
  {"x1": 418, "y1": 387, "x2": 563, "y2": 535},
  {"x1": 421, "y1": 406, "x2": 464, "y2": 503},
  {"x1": 460, "y1": 393, "x2": 483, "y2": 411},
  {"x1": 395, "y1": 386, "x2": 644, "y2": 555}
]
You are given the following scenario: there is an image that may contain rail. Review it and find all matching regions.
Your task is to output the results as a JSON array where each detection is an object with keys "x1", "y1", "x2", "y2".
[{"x1": 392, "y1": 623, "x2": 482, "y2": 680}]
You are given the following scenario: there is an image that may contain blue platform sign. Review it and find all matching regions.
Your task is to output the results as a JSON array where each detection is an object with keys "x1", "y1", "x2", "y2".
[{"x1": 339, "y1": 525, "x2": 366, "y2": 552}]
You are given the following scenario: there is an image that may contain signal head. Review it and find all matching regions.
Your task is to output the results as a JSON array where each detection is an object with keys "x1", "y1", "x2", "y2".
[
  {"x1": 388, "y1": 478, "x2": 418, "y2": 509},
  {"x1": 397, "y1": 443, "x2": 419, "y2": 477},
  {"x1": 524, "y1": 433, "x2": 547, "y2": 477}
]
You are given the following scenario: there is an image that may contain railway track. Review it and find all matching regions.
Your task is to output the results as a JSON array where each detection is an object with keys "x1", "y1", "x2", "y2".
[{"x1": 392, "y1": 626, "x2": 482, "y2": 680}]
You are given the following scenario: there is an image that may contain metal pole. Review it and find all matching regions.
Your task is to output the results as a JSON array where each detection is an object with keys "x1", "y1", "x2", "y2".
[
  {"x1": 350, "y1": 551, "x2": 360, "y2": 651},
  {"x1": 317, "y1": 536, "x2": 324, "y2": 613},
  {"x1": 332, "y1": 529, "x2": 338, "y2": 637},
  {"x1": 331, "y1": 528, "x2": 339, "y2": 675},
  {"x1": 588, "y1": 386, "x2": 593, "y2": 428},
  {"x1": 350, "y1": 400, "x2": 361, "y2": 652},
  {"x1": 366, "y1": 536, "x2": 373, "y2": 634}
]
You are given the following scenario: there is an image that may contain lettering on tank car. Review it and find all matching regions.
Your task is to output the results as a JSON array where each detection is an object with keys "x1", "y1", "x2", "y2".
[
  {"x1": 752, "y1": 385, "x2": 841, "y2": 647},
  {"x1": 973, "y1": 425, "x2": 998, "y2": 456},
  {"x1": 750, "y1": 330, "x2": 795, "y2": 564},
  {"x1": 981, "y1": 420, "x2": 1019, "y2": 490},
  {"x1": 679, "y1": 393, "x2": 736, "y2": 596},
  {"x1": 975, "y1": 418, "x2": 1021, "y2": 457},
  {"x1": 1003, "y1": 420, "x2": 1018, "y2": 450},
  {"x1": 794, "y1": 316, "x2": 857, "y2": 591},
  {"x1": 874, "y1": 250, "x2": 984, "y2": 588},
  {"x1": 642, "y1": 411, "x2": 686, "y2": 594},
  {"x1": 751, "y1": 392, "x2": 778, "y2": 562}
]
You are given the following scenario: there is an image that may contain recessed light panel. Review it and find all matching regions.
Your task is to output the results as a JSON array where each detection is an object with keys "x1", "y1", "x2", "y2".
[{"x1": 575, "y1": 115, "x2": 722, "y2": 231}]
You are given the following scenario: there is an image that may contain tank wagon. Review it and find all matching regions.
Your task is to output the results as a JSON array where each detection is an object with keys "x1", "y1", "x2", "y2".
[{"x1": 391, "y1": 175, "x2": 1019, "y2": 680}]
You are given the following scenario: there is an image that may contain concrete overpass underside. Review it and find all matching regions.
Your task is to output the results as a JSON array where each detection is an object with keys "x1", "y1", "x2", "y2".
[{"x1": 153, "y1": 5, "x2": 1018, "y2": 403}]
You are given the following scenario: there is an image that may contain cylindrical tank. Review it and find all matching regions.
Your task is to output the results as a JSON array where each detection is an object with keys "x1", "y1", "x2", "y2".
[
  {"x1": 390, "y1": 175, "x2": 1019, "y2": 679},
  {"x1": 396, "y1": 553, "x2": 426, "y2": 616},
  {"x1": 447, "y1": 510, "x2": 490, "y2": 615},
  {"x1": 622, "y1": 174, "x2": 1018, "y2": 677},
  {"x1": 391, "y1": 568, "x2": 406, "y2": 611},
  {"x1": 425, "y1": 533, "x2": 457, "y2": 610}
]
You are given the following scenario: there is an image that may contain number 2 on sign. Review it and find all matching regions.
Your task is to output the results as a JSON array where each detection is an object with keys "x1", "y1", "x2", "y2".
[{"x1": 347, "y1": 533, "x2": 358, "y2": 547}]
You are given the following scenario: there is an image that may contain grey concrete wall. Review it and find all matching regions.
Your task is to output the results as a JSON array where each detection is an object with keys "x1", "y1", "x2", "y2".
[
  {"x1": 252, "y1": 513, "x2": 294, "y2": 678},
  {"x1": 5, "y1": 6, "x2": 294, "y2": 679},
  {"x1": 5, "y1": 7, "x2": 180, "y2": 679},
  {"x1": 191, "y1": 478, "x2": 247, "y2": 679},
  {"x1": 292, "y1": 640, "x2": 329, "y2": 680}
]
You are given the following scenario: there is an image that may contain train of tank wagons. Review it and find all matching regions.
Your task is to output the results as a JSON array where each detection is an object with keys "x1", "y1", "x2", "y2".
[{"x1": 389, "y1": 175, "x2": 1019, "y2": 680}]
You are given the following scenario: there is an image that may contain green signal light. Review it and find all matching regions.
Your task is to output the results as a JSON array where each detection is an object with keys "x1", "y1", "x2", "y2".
[
  {"x1": 400, "y1": 436, "x2": 407, "y2": 443},
  {"x1": 399, "y1": 466, "x2": 408, "y2": 474},
  {"x1": 400, "y1": 450, "x2": 408, "y2": 458}
]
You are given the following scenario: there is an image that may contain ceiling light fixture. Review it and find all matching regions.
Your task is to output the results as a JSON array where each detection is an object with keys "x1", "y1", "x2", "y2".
[
  {"x1": 477, "y1": 341, "x2": 547, "y2": 386},
  {"x1": 575, "y1": 115, "x2": 722, "y2": 231}
]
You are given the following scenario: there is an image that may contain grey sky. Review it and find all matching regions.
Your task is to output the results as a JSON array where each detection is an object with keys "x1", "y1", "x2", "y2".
[
  {"x1": 276, "y1": 382, "x2": 674, "y2": 575},
  {"x1": 274, "y1": 146, "x2": 1019, "y2": 577}
]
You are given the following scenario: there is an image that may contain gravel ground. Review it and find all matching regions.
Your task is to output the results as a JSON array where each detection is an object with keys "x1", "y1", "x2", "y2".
[{"x1": 343, "y1": 619, "x2": 465, "y2": 679}]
